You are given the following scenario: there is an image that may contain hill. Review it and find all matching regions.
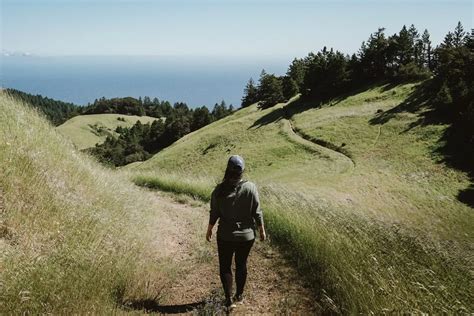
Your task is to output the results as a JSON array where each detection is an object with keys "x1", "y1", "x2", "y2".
[
  {"x1": 0, "y1": 93, "x2": 168, "y2": 313},
  {"x1": 129, "y1": 82, "x2": 473, "y2": 313},
  {"x1": 56, "y1": 114, "x2": 159, "y2": 150},
  {"x1": 0, "y1": 91, "x2": 318, "y2": 314}
]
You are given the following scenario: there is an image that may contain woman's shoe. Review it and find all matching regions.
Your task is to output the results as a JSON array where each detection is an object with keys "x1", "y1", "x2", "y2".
[
  {"x1": 233, "y1": 294, "x2": 244, "y2": 305},
  {"x1": 225, "y1": 298, "x2": 237, "y2": 311}
]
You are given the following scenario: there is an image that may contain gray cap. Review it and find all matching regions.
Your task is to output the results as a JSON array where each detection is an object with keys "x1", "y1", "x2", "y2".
[{"x1": 227, "y1": 155, "x2": 245, "y2": 172}]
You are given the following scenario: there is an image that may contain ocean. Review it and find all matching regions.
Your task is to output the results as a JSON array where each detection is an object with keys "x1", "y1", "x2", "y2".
[{"x1": 1, "y1": 55, "x2": 289, "y2": 108}]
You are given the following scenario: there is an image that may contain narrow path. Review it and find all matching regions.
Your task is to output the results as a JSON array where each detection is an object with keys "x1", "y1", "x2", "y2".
[
  {"x1": 279, "y1": 116, "x2": 355, "y2": 174},
  {"x1": 279, "y1": 101, "x2": 356, "y2": 172},
  {"x1": 134, "y1": 191, "x2": 318, "y2": 314}
]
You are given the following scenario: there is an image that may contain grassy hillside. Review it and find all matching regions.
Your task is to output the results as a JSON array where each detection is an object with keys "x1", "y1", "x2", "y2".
[
  {"x1": 129, "y1": 82, "x2": 473, "y2": 313},
  {"x1": 0, "y1": 93, "x2": 166, "y2": 313},
  {"x1": 57, "y1": 114, "x2": 159, "y2": 150}
]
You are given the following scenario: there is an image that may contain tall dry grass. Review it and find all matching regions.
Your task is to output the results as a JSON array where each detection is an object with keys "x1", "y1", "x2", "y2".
[
  {"x1": 132, "y1": 171, "x2": 473, "y2": 314},
  {"x1": 0, "y1": 92, "x2": 166, "y2": 313}
]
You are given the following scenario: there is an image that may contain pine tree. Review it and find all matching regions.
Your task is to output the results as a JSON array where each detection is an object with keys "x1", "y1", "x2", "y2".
[
  {"x1": 441, "y1": 32, "x2": 455, "y2": 48},
  {"x1": 421, "y1": 29, "x2": 432, "y2": 69},
  {"x1": 257, "y1": 72, "x2": 284, "y2": 109},
  {"x1": 466, "y1": 29, "x2": 474, "y2": 50},
  {"x1": 241, "y1": 78, "x2": 259, "y2": 107},
  {"x1": 453, "y1": 21, "x2": 466, "y2": 47},
  {"x1": 287, "y1": 58, "x2": 307, "y2": 90},
  {"x1": 358, "y1": 28, "x2": 390, "y2": 79},
  {"x1": 282, "y1": 76, "x2": 299, "y2": 100},
  {"x1": 408, "y1": 24, "x2": 421, "y2": 66},
  {"x1": 397, "y1": 25, "x2": 414, "y2": 65}
]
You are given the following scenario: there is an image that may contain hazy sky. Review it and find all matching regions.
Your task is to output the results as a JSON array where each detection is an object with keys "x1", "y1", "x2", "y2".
[{"x1": 1, "y1": 0, "x2": 472, "y2": 59}]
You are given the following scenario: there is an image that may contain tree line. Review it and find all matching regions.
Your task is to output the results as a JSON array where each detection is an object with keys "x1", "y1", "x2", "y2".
[
  {"x1": 6, "y1": 88, "x2": 234, "y2": 165},
  {"x1": 86, "y1": 100, "x2": 234, "y2": 166},
  {"x1": 241, "y1": 23, "x2": 473, "y2": 145},
  {"x1": 5, "y1": 89, "x2": 81, "y2": 125}
]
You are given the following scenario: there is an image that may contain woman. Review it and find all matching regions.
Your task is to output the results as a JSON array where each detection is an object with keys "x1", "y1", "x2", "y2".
[{"x1": 206, "y1": 155, "x2": 266, "y2": 310}]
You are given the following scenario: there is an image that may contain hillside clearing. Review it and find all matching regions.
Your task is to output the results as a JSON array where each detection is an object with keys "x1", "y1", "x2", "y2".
[{"x1": 57, "y1": 114, "x2": 159, "y2": 150}]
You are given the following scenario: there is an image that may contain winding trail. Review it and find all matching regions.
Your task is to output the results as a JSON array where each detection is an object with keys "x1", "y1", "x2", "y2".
[
  {"x1": 131, "y1": 190, "x2": 318, "y2": 314},
  {"x1": 279, "y1": 113, "x2": 355, "y2": 174}
]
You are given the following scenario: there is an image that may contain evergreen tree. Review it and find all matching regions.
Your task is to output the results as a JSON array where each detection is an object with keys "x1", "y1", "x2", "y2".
[
  {"x1": 440, "y1": 32, "x2": 455, "y2": 48},
  {"x1": 192, "y1": 106, "x2": 212, "y2": 130},
  {"x1": 453, "y1": 21, "x2": 466, "y2": 47},
  {"x1": 358, "y1": 28, "x2": 390, "y2": 79},
  {"x1": 282, "y1": 76, "x2": 299, "y2": 100},
  {"x1": 241, "y1": 78, "x2": 259, "y2": 107},
  {"x1": 396, "y1": 25, "x2": 414, "y2": 65},
  {"x1": 287, "y1": 58, "x2": 307, "y2": 90},
  {"x1": 421, "y1": 29, "x2": 433, "y2": 69},
  {"x1": 257, "y1": 71, "x2": 284, "y2": 109},
  {"x1": 303, "y1": 47, "x2": 349, "y2": 97}
]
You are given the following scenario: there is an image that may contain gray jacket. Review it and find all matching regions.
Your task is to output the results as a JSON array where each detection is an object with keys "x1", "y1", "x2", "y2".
[{"x1": 209, "y1": 180, "x2": 263, "y2": 241}]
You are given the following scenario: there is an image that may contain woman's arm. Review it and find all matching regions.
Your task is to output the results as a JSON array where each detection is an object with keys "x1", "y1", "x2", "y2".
[
  {"x1": 250, "y1": 184, "x2": 266, "y2": 241},
  {"x1": 206, "y1": 223, "x2": 215, "y2": 242},
  {"x1": 207, "y1": 190, "x2": 219, "y2": 242},
  {"x1": 258, "y1": 223, "x2": 266, "y2": 241}
]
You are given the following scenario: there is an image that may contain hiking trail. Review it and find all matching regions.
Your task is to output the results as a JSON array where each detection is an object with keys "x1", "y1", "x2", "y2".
[{"x1": 126, "y1": 190, "x2": 318, "y2": 314}]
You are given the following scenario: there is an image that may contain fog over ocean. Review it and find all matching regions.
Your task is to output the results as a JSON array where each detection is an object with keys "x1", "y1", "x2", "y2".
[{"x1": 1, "y1": 55, "x2": 288, "y2": 108}]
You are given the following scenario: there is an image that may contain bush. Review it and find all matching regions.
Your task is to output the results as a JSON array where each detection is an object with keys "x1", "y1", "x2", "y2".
[{"x1": 395, "y1": 62, "x2": 432, "y2": 81}]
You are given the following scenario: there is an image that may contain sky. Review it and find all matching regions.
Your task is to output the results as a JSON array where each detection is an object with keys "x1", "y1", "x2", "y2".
[{"x1": 1, "y1": 0, "x2": 472, "y2": 60}]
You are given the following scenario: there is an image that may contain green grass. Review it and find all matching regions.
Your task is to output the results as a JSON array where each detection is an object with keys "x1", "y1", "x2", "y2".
[
  {"x1": 0, "y1": 93, "x2": 167, "y2": 313},
  {"x1": 56, "y1": 113, "x2": 159, "y2": 150},
  {"x1": 133, "y1": 171, "x2": 213, "y2": 202},
  {"x1": 128, "y1": 82, "x2": 473, "y2": 313}
]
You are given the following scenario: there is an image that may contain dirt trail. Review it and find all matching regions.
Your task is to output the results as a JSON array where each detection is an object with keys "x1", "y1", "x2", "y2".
[
  {"x1": 134, "y1": 191, "x2": 318, "y2": 315},
  {"x1": 280, "y1": 117, "x2": 355, "y2": 174}
]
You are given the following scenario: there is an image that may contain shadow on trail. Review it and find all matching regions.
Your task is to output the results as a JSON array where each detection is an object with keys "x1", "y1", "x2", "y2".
[
  {"x1": 369, "y1": 80, "x2": 474, "y2": 208},
  {"x1": 123, "y1": 299, "x2": 206, "y2": 314},
  {"x1": 122, "y1": 289, "x2": 228, "y2": 314}
]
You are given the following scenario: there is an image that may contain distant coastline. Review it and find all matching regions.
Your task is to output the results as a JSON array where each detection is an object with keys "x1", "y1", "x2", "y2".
[{"x1": 1, "y1": 55, "x2": 288, "y2": 108}]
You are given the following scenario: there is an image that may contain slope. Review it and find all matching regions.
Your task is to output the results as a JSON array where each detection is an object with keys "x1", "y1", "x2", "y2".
[
  {"x1": 129, "y1": 82, "x2": 473, "y2": 313},
  {"x1": 0, "y1": 93, "x2": 169, "y2": 313},
  {"x1": 57, "y1": 114, "x2": 159, "y2": 150},
  {"x1": 0, "y1": 91, "x2": 317, "y2": 314}
]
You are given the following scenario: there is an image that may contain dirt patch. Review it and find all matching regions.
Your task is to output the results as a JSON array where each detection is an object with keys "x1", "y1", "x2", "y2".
[{"x1": 127, "y1": 191, "x2": 318, "y2": 314}]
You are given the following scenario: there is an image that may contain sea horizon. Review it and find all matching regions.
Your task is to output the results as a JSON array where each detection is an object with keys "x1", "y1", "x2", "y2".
[{"x1": 1, "y1": 54, "x2": 290, "y2": 108}]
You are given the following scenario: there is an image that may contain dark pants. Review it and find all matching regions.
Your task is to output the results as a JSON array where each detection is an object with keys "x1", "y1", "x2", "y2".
[{"x1": 217, "y1": 239, "x2": 255, "y2": 301}]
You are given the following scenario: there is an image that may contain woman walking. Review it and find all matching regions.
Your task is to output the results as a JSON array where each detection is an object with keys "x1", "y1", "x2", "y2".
[{"x1": 206, "y1": 155, "x2": 266, "y2": 311}]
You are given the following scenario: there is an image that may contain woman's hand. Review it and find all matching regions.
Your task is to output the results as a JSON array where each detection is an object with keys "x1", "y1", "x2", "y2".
[
  {"x1": 259, "y1": 226, "x2": 266, "y2": 241},
  {"x1": 206, "y1": 224, "x2": 214, "y2": 242}
]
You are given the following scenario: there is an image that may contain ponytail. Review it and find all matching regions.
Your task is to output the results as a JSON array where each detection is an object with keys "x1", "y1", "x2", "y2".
[{"x1": 217, "y1": 168, "x2": 243, "y2": 197}]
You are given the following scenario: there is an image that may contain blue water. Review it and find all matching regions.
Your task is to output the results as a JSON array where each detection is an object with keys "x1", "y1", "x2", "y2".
[{"x1": 1, "y1": 55, "x2": 288, "y2": 108}]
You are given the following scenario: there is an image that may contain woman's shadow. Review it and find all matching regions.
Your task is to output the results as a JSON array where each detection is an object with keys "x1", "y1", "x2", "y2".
[{"x1": 123, "y1": 299, "x2": 206, "y2": 314}]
